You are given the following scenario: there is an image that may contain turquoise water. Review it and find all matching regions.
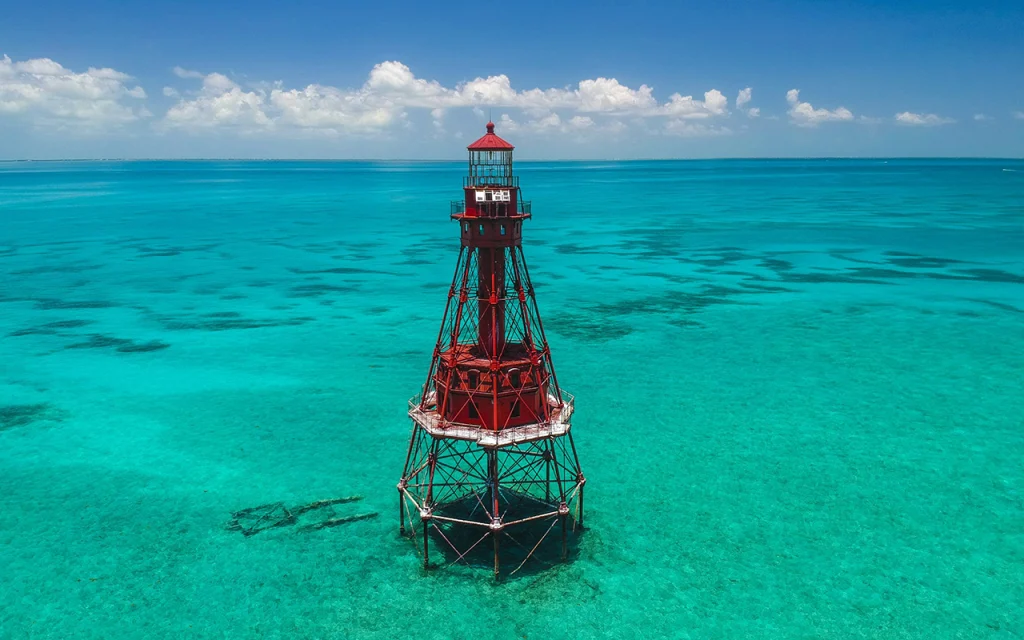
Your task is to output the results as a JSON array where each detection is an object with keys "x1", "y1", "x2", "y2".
[{"x1": 1, "y1": 159, "x2": 1022, "y2": 638}]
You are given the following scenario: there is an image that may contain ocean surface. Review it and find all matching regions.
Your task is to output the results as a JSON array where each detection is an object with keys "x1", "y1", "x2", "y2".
[{"x1": 1, "y1": 158, "x2": 1022, "y2": 638}]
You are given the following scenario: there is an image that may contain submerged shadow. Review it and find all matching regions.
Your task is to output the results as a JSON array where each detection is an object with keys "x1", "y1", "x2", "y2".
[{"x1": 407, "y1": 492, "x2": 585, "y2": 580}]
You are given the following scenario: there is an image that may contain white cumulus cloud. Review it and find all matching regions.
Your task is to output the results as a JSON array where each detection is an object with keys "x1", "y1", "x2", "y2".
[
  {"x1": 160, "y1": 60, "x2": 729, "y2": 135},
  {"x1": 0, "y1": 54, "x2": 148, "y2": 128},
  {"x1": 268, "y1": 84, "x2": 395, "y2": 133},
  {"x1": 163, "y1": 68, "x2": 272, "y2": 132},
  {"x1": 736, "y1": 87, "x2": 759, "y2": 118},
  {"x1": 664, "y1": 120, "x2": 732, "y2": 137},
  {"x1": 894, "y1": 112, "x2": 955, "y2": 126},
  {"x1": 659, "y1": 89, "x2": 728, "y2": 119},
  {"x1": 786, "y1": 89, "x2": 854, "y2": 127},
  {"x1": 499, "y1": 112, "x2": 608, "y2": 135}
]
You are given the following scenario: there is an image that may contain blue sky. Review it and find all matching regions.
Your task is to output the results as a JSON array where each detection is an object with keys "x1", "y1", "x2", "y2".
[{"x1": 1, "y1": 0, "x2": 1022, "y2": 159}]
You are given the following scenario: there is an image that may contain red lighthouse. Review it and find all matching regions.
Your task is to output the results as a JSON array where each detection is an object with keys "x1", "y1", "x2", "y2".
[{"x1": 398, "y1": 122, "x2": 585, "y2": 577}]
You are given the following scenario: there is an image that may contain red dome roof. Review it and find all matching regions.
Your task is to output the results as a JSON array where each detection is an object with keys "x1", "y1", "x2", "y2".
[{"x1": 467, "y1": 121, "x2": 514, "y2": 150}]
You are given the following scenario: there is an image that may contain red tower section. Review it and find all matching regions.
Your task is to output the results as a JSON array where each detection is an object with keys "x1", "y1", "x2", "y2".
[{"x1": 398, "y1": 123, "x2": 585, "y2": 577}]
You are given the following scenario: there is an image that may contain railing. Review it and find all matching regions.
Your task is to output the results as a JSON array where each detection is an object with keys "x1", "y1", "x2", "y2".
[
  {"x1": 450, "y1": 200, "x2": 532, "y2": 217},
  {"x1": 410, "y1": 388, "x2": 573, "y2": 413},
  {"x1": 463, "y1": 176, "x2": 519, "y2": 188},
  {"x1": 407, "y1": 389, "x2": 574, "y2": 447}
]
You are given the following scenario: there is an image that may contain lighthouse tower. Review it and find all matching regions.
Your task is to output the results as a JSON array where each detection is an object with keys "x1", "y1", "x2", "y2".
[{"x1": 398, "y1": 122, "x2": 585, "y2": 577}]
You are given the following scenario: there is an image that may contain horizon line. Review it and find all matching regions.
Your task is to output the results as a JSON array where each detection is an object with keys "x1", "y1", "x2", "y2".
[{"x1": 2, "y1": 156, "x2": 1023, "y2": 163}]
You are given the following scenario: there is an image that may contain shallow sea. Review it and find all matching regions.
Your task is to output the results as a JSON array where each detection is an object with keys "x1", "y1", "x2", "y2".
[{"x1": 1, "y1": 159, "x2": 1022, "y2": 638}]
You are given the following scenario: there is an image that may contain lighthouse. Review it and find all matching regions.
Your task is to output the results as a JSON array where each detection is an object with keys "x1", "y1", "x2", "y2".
[{"x1": 398, "y1": 122, "x2": 586, "y2": 577}]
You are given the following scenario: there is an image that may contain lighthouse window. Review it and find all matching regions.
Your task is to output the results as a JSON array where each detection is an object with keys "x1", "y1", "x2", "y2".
[
  {"x1": 479, "y1": 224, "x2": 485, "y2": 235},
  {"x1": 464, "y1": 223, "x2": 469, "y2": 232},
  {"x1": 500, "y1": 225, "x2": 506, "y2": 236},
  {"x1": 467, "y1": 369, "x2": 480, "y2": 389},
  {"x1": 468, "y1": 403, "x2": 478, "y2": 419},
  {"x1": 509, "y1": 369, "x2": 521, "y2": 387},
  {"x1": 511, "y1": 402, "x2": 521, "y2": 418}
]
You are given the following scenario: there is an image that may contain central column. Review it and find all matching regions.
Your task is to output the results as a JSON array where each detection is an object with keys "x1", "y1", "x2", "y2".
[{"x1": 477, "y1": 246, "x2": 506, "y2": 358}]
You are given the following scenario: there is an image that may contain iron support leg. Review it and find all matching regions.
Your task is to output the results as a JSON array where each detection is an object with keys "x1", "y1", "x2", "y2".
[
  {"x1": 545, "y1": 443, "x2": 551, "y2": 502},
  {"x1": 579, "y1": 485, "x2": 585, "y2": 529},
  {"x1": 423, "y1": 523, "x2": 429, "y2": 569},
  {"x1": 399, "y1": 489, "x2": 405, "y2": 535},
  {"x1": 561, "y1": 515, "x2": 568, "y2": 561},
  {"x1": 494, "y1": 532, "x2": 500, "y2": 578}
]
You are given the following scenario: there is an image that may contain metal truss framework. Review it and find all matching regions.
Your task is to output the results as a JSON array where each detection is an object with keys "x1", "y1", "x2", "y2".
[
  {"x1": 421, "y1": 243, "x2": 561, "y2": 429},
  {"x1": 399, "y1": 425, "x2": 585, "y2": 577}
]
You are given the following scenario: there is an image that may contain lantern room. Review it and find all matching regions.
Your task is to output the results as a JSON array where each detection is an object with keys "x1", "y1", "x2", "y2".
[
  {"x1": 466, "y1": 121, "x2": 515, "y2": 188},
  {"x1": 457, "y1": 122, "x2": 531, "y2": 223}
]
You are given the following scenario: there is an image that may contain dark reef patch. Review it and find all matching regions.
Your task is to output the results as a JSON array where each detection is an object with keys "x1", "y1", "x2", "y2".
[
  {"x1": 286, "y1": 284, "x2": 360, "y2": 298},
  {"x1": 34, "y1": 299, "x2": 119, "y2": 310},
  {"x1": 162, "y1": 315, "x2": 315, "y2": 331},
  {"x1": 846, "y1": 268, "x2": 920, "y2": 280},
  {"x1": 171, "y1": 272, "x2": 213, "y2": 282},
  {"x1": 9, "y1": 319, "x2": 95, "y2": 337},
  {"x1": 587, "y1": 289, "x2": 746, "y2": 317},
  {"x1": 126, "y1": 242, "x2": 220, "y2": 257},
  {"x1": 701, "y1": 285, "x2": 755, "y2": 297},
  {"x1": 948, "y1": 269, "x2": 1024, "y2": 284},
  {"x1": 828, "y1": 252, "x2": 881, "y2": 265},
  {"x1": 885, "y1": 255, "x2": 966, "y2": 269},
  {"x1": 688, "y1": 250, "x2": 759, "y2": 268},
  {"x1": 116, "y1": 340, "x2": 171, "y2": 353},
  {"x1": 554, "y1": 243, "x2": 609, "y2": 256},
  {"x1": 738, "y1": 282, "x2": 796, "y2": 293},
  {"x1": 759, "y1": 258, "x2": 794, "y2": 273},
  {"x1": 12, "y1": 263, "x2": 104, "y2": 276},
  {"x1": 777, "y1": 272, "x2": 891, "y2": 285},
  {"x1": 0, "y1": 403, "x2": 64, "y2": 431},
  {"x1": 289, "y1": 266, "x2": 398, "y2": 276},
  {"x1": 635, "y1": 272, "x2": 694, "y2": 286},
  {"x1": 203, "y1": 311, "x2": 243, "y2": 318},
  {"x1": 720, "y1": 270, "x2": 759, "y2": 277},
  {"x1": 965, "y1": 299, "x2": 1023, "y2": 314},
  {"x1": 63, "y1": 334, "x2": 171, "y2": 353},
  {"x1": 666, "y1": 318, "x2": 705, "y2": 329},
  {"x1": 547, "y1": 312, "x2": 633, "y2": 342}
]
